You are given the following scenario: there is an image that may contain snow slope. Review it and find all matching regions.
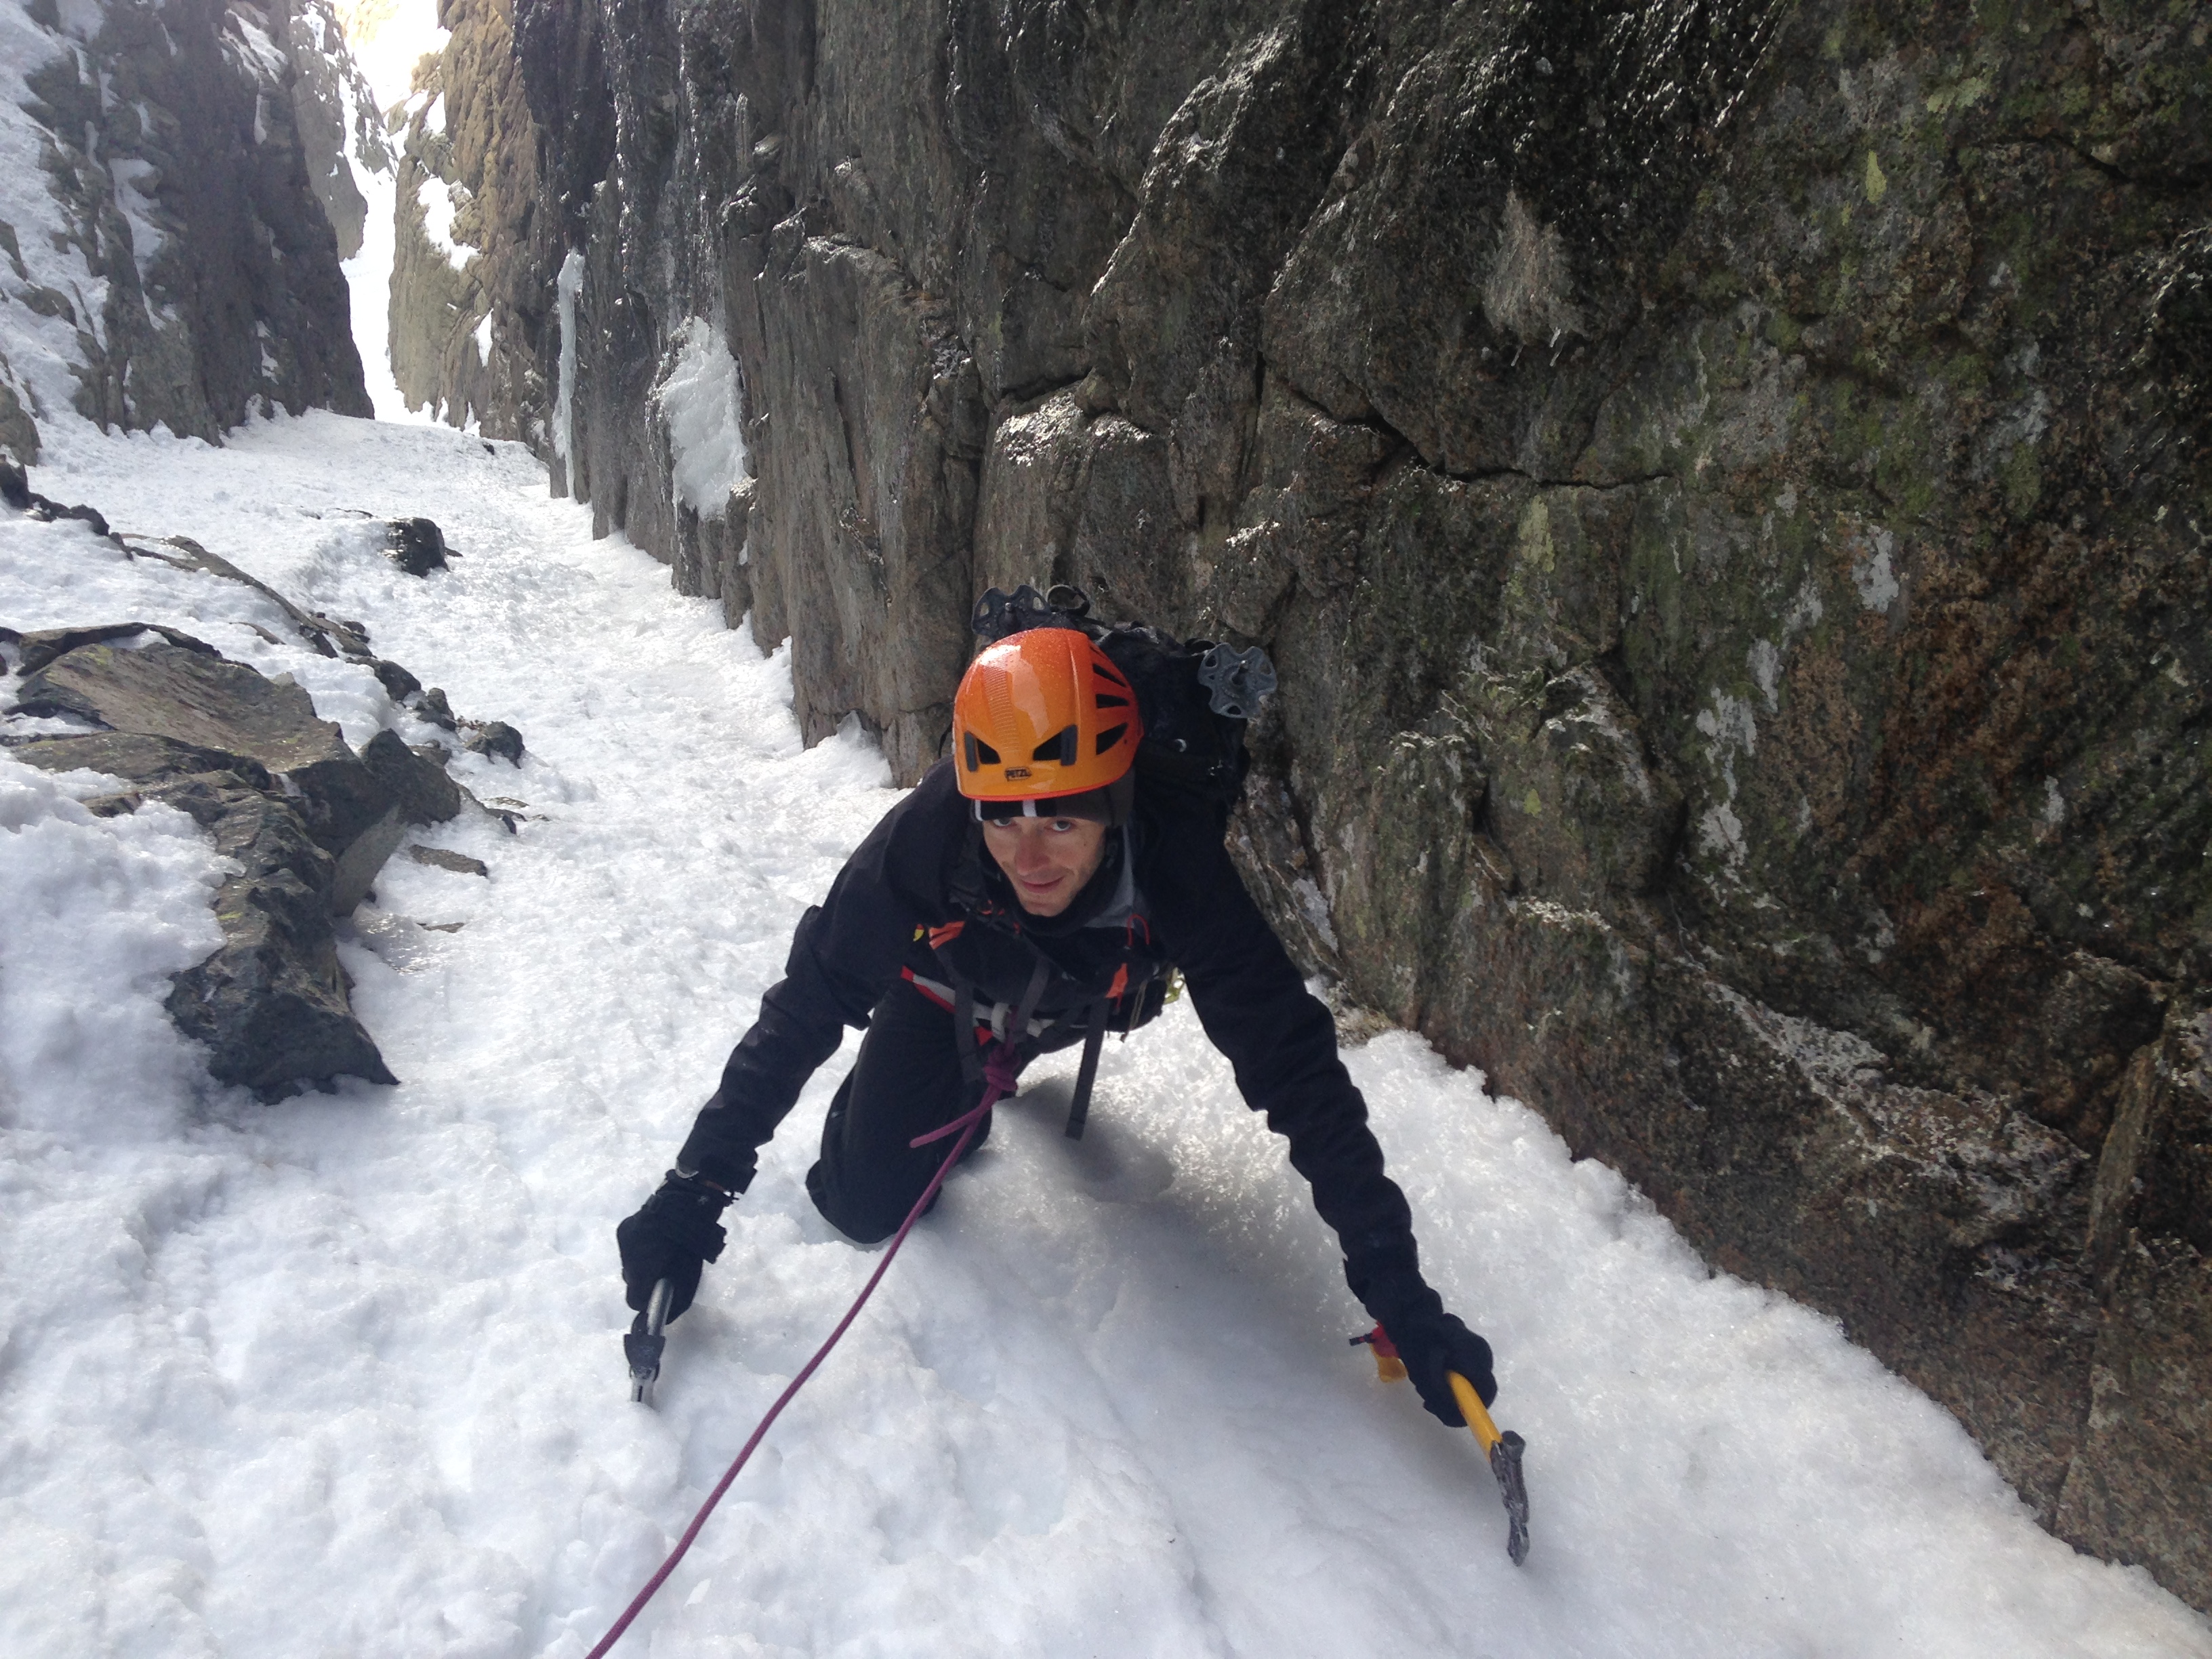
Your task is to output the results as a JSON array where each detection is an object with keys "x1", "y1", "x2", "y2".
[{"x1": 2, "y1": 415, "x2": 2208, "y2": 1658}]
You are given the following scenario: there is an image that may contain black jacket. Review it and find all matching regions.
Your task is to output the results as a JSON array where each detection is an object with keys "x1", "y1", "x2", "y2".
[{"x1": 677, "y1": 760, "x2": 1435, "y2": 1322}]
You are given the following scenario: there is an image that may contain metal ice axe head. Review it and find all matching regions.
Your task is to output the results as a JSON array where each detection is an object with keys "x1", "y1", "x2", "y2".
[
  {"x1": 626, "y1": 1277, "x2": 674, "y2": 1406},
  {"x1": 1355, "y1": 1324, "x2": 1530, "y2": 1565}
]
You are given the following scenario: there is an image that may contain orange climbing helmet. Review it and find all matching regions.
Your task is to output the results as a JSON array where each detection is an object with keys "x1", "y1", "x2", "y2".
[{"x1": 952, "y1": 627, "x2": 1142, "y2": 811}]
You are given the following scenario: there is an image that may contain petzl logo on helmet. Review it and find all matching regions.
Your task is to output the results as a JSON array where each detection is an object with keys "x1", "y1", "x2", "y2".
[{"x1": 1003, "y1": 766, "x2": 1032, "y2": 780}]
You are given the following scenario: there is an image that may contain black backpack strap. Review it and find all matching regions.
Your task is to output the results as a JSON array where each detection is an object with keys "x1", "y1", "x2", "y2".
[
  {"x1": 949, "y1": 972, "x2": 984, "y2": 1086},
  {"x1": 1008, "y1": 951, "x2": 1052, "y2": 1047},
  {"x1": 1063, "y1": 997, "x2": 1112, "y2": 1140}
]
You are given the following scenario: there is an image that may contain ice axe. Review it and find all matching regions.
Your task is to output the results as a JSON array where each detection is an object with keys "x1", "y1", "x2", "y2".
[
  {"x1": 1355, "y1": 1324, "x2": 1530, "y2": 1565},
  {"x1": 626, "y1": 1277, "x2": 675, "y2": 1406}
]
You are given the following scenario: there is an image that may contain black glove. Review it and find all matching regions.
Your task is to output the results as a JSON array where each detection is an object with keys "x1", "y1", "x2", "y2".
[
  {"x1": 616, "y1": 1170, "x2": 730, "y2": 1319},
  {"x1": 1385, "y1": 1305, "x2": 1497, "y2": 1426}
]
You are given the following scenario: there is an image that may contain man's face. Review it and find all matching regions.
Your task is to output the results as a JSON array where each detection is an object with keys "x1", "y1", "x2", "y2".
[{"x1": 979, "y1": 813, "x2": 1109, "y2": 916}]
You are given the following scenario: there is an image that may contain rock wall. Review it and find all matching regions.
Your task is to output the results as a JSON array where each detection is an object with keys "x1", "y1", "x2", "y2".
[
  {"x1": 0, "y1": 0, "x2": 375, "y2": 456},
  {"x1": 286, "y1": 0, "x2": 392, "y2": 261},
  {"x1": 413, "y1": 0, "x2": 2212, "y2": 1610},
  {"x1": 387, "y1": 0, "x2": 554, "y2": 432}
]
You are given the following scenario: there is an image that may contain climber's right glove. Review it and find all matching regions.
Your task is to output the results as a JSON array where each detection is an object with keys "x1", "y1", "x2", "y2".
[{"x1": 615, "y1": 1168, "x2": 730, "y2": 1319}]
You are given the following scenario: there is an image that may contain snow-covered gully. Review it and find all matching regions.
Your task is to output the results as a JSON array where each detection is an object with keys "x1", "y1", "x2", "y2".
[{"x1": 3, "y1": 414, "x2": 2207, "y2": 1658}]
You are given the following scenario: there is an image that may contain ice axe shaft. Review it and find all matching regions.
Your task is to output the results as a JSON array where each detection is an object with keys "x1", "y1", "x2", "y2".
[
  {"x1": 626, "y1": 1277, "x2": 674, "y2": 1406},
  {"x1": 1450, "y1": 1371, "x2": 1530, "y2": 1566},
  {"x1": 1353, "y1": 1325, "x2": 1530, "y2": 1565}
]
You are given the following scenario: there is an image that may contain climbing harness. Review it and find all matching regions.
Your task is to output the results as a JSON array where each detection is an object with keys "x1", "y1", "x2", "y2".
[{"x1": 904, "y1": 893, "x2": 1164, "y2": 1143}]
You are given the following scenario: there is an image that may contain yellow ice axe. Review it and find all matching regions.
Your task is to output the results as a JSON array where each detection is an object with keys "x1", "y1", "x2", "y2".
[
  {"x1": 1355, "y1": 1326, "x2": 1530, "y2": 1565},
  {"x1": 1450, "y1": 1371, "x2": 1530, "y2": 1565}
]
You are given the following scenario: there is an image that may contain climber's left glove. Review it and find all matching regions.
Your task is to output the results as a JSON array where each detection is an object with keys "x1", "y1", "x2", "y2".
[{"x1": 1382, "y1": 1304, "x2": 1498, "y2": 1424}]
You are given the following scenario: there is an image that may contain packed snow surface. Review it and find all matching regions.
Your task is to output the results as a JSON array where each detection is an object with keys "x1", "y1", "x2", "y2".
[{"x1": 3, "y1": 413, "x2": 2208, "y2": 1659}]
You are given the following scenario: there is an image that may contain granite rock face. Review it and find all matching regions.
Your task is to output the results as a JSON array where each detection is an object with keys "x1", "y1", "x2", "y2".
[
  {"x1": 3, "y1": 0, "x2": 373, "y2": 454},
  {"x1": 418, "y1": 0, "x2": 2211, "y2": 1607}
]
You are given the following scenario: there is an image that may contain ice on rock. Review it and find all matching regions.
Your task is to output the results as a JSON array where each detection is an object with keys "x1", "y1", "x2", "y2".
[{"x1": 653, "y1": 316, "x2": 748, "y2": 520}]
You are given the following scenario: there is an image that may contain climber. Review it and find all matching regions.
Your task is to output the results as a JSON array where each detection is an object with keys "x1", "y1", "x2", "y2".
[{"x1": 616, "y1": 616, "x2": 1498, "y2": 1425}]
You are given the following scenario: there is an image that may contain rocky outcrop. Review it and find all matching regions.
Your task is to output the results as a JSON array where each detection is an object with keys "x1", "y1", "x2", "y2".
[
  {"x1": 0, "y1": 0, "x2": 375, "y2": 455},
  {"x1": 423, "y1": 0, "x2": 2211, "y2": 1608},
  {"x1": 1, "y1": 531, "x2": 505, "y2": 1096},
  {"x1": 7, "y1": 632, "x2": 417, "y2": 1093},
  {"x1": 394, "y1": 0, "x2": 755, "y2": 612},
  {"x1": 2061, "y1": 1008, "x2": 2212, "y2": 1594},
  {"x1": 386, "y1": 514, "x2": 453, "y2": 575}
]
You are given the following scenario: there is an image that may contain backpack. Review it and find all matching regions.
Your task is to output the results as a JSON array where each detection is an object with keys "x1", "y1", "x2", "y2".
[{"x1": 968, "y1": 583, "x2": 1275, "y2": 831}]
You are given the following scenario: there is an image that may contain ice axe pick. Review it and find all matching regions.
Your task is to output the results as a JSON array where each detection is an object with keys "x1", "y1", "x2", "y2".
[
  {"x1": 626, "y1": 1277, "x2": 674, "y2": 1406},
  {"x1": 1355, "y1": 1324, "x2": 1530, "y2": 1565}
]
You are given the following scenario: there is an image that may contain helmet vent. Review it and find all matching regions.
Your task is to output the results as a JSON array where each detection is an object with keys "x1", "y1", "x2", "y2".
[
  {"x1": 1032, "y1": 725, "x2": 1079, "y2": 765},
  {"x1": 1094, "y1": 692, "x2": 1132, "y2": 709},
  {"x1": 964, "y1": 733, "x2": 1001, "y2": 770},
  {"x1": 1094, "y1": 723, "x2": 1129, "y2": 756}
]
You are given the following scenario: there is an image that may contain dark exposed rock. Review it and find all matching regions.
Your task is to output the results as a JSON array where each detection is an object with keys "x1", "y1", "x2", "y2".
[
  {"x1": 370, "y1": 657, "x2": 424, "y2": 702},
  {"x1": 2060, "y1": 1010, "x2": 2212, "y2": 1596},
  {"x1": 13, "y1": 623, "x2": 220, "y2": 677},
  {"x1": 24, "y1": 499, "x2": 113, "y2": 538},
  {"x1": 163, "y1": 785, "x2": 399, "y2": 1098},
  {"x1": 8, "y1": 722, "x2": 394, "y2": 1095},
  {"x1": 0, "y1": 380, "x2": 40, "y2": 467},
  {"x1": 15, "y1": 641, "x2": 391, "y2": 859},
  {"x1": 2, "y1": 466, "x2": 126, "y2": 541},
  {"x1": 386, "y1": 516, "x2": 452, "y2": 575},
  {"x1": 721, "y1": 234, "x2": 982, "y2": 775},
  {"x1": 5, "y1": 636, "x2": 429, "y2": 1090},
  {"x1": 406, "y1": 843, "x2": 489, "y2": 878},
  {"x1": 327, "y1": 805, "x2": 406, "y2": 914},
  {"x1": 463, "y1": 719, "x2": 525, "y2": 764},
  {"x1": 361, "y1": 726, "x2": 464, "y2": 825},
  {"x1": 8, "y1": 729, "x2": 275, "y2": 798},
  {"x1": 430, "y1": 0, "x2": 2211, "y2": 1606}
]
